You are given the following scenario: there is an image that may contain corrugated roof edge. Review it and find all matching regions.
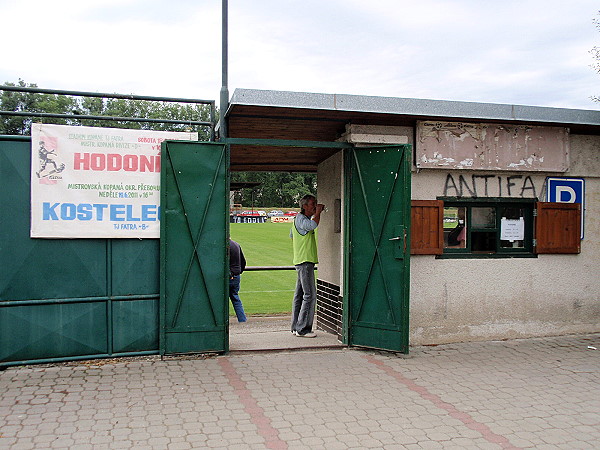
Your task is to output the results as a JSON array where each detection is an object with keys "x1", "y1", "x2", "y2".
[{"x1": 229, "y1": 88, "x2": 600, "y2": 127}]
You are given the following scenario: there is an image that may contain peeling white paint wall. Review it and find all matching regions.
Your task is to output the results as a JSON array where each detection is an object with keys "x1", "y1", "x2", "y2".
[{"x1": 416, "y1": 121, "x2": 569, "y2": 172}]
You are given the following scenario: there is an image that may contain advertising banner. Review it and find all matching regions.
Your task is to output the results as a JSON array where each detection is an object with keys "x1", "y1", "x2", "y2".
[
  {"x1": 271, "y1": 216, "x2": 294, "y2": 223},
  {"x1": 31, "y1": 124, "x2": 198, "y2": 238},
  {"x1": 230, "y1": 215, "x2": 268, "y2": 224}
]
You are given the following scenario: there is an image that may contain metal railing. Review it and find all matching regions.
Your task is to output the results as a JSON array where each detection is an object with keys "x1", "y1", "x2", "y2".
[
  {"x1": 0, "y1": 85, "x2": 217, "y2": 140},
  {"x1": 246, "y1": 266, "x2": 308, "y2": 271}
]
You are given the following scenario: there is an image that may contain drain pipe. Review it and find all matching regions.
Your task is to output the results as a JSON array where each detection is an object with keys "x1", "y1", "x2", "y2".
[{"x1": 220, "y1": 0, "x2": 229, "y2": 141}]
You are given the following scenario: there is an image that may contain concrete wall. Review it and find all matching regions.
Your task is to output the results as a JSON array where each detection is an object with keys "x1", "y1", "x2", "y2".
[
  {"x1": 316, "y1": 151, "x2": 344, "y2": 289},
  {"x1": 569, "y1": 134, "x2": 600, "y2": 177},
  {"x1": 410, "y1": 133, "x2": 600, "y2": 345}
]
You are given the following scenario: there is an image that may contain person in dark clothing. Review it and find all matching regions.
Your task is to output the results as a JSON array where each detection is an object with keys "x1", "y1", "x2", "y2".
[{"x1": 229, "y1": 239, "x2": 247, "y2": 322}]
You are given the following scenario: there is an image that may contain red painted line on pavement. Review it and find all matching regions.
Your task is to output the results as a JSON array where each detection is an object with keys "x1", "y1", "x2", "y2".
[
  {"x1": 218, "y1": 357, "x2": 288, "y2": 450},
  {"x1": 364, "y1": 355, "x2": 521, "y2": 450}
]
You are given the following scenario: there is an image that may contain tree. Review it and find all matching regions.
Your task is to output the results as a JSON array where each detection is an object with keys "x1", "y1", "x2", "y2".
[
  {"x1": 0, "y1": 80, "x2": 78, "y2": 135},
  {"x1": 1, "y1": 79, "x2": 213, "y2": 139},
  {"x1": 231, "y1": 171, "x2": 317, "y2": 208}
]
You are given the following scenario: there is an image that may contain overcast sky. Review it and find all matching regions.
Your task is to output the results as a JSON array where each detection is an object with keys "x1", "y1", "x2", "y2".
[{"x1": 1, "y1": 0, "x2": 598, "y2": 110}]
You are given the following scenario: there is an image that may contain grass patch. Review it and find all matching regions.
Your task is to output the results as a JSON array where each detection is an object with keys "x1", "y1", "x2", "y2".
[
  {"x1": 236, "y1": 271, "x2": 297, "y2": 315},
  {"x1": 230, "y1": 222, "x2": 298, "y2": 315}
]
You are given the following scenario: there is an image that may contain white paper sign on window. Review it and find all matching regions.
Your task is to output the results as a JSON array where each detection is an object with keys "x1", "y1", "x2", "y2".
[
  {"x1": 30, "y1": 123, "x2": 198, "y2": 239},
  {"x1": 500, "y1": 217, "x2": 525, "y2": 241}
]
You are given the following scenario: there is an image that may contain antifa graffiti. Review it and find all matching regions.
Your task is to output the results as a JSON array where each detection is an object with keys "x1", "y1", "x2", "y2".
[{"x1": 443, "y1": 174, "x2": 538, "y2": 198}]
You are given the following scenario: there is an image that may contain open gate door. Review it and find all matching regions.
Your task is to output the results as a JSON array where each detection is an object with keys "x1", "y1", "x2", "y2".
[
  {"x1": 345, "y1": 145, "x2": 411, "y2": 353},
  {"x1": 160, "y1": 141, "x2": 228, "y2": 355}
]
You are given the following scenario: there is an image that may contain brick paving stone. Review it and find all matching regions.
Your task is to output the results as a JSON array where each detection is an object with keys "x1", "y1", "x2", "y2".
[
  {"x1": 184, "y1": 433, "x2": 208, "y2": 445},
  {"x1": 401, "y1": 444, "x2": 425, "y2": 450},
  {"x1": 69, "y1": 430, "x2": 96, "y2": 440},
  {"x1": 10, "y1": 441, "x2": 35, "y2": 450},
  {"x1": 321, "y1": 438, "x2": 350, "y2": 449},
  {"x1": 31, "y1": 434, "x2": 55, "y2": 445},
  {"x1": 147, "y1": 437, "x2": 170, "y2": 447},
  {"x1": 14, "y1": 428, "x2": 39, "y2": 439},
  {"x1": 242, "y1": 434, "x2": 266, "y2": 445},
  {"x1": 109, "y1": 427, "x2": 131, "y2": 438},
  {"x1": 50, "y1": 437, "x2": 75, "y2": 448},
  {"x1": 128, "y1": 430, "x2": 152, "y2": 441},
  {"x1": 90, "y1": 421, "x2": 113, "y2": 432},
  {"x1": 167, "y1": 442, "x2": 192, "y2": 450},
  {"x1": 1, "y1": 333, "x2": 599, "y2": 449},
  {"x1": 93, "y1": 441, "x2": 120, "y2": 450},
  {"x1": 89, "y1": 435, "x2": 114, "y2": 445},
  {"x1": 302, "y1": 436, "x2": 328, "y2": 447}
]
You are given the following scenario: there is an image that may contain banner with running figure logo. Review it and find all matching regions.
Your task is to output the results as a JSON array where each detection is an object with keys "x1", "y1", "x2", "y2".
[{"x1": 31, "y1": 123, "x2": 198, "y2": 238}]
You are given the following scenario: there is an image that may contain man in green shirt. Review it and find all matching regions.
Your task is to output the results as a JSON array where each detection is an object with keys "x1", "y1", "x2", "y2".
[{"x1": 290, "y1": 194, "x2": 324, "y2": 338}]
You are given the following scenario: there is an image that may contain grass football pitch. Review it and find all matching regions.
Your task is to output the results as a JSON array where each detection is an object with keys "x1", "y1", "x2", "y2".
[{"x1": 230, "y1": 222, "x2": 299, "y2": 315}]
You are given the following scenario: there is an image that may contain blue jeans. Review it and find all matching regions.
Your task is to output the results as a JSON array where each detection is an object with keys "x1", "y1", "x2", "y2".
[
  {"x1": 291, "y1": 262, "x2": 316, "y2": 335},
  {"x1": 229, "y1": 275, "x2": 247, "y2": 322}
]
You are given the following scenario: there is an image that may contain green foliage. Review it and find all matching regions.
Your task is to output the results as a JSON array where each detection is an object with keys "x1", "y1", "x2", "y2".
[
  {"x1": 76, "y1": 97, "x2": 212, "y2": 138},
  {"x1": 230, "y1": 222, "x2": 298, "y2": 315},
  {"x1": 1, "y1": 79, "x2": 213, "y2": 139},
  {"x1": 0, "y1": 80, "x2": 78, "y2": 135},
  {"x1": 231, "y1": 171, "x2": 317, "y2": 208}
]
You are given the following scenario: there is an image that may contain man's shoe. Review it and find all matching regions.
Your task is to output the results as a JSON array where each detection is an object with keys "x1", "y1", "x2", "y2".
[{"x1": 296, "y1": 332, "x2": 317, "y2": 338}]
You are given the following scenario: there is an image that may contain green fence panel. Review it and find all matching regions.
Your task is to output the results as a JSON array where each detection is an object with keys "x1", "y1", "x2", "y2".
[
  {"x1": 111, "y1": 239, "x2": 160, "y2": 295},
  {"x1": 0, "y1": 301, "x2": 108, "y2": 362},
  {"x1": 112, "y1": 298, "x2": 159, "y2": 353},
  {"x1": 0, "y1": 136, "x2": 159, "y2": 367}
]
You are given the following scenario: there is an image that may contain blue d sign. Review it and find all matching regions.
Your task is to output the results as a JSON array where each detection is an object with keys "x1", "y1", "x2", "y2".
[
  {"x1": 546, "y1": 177, "x2": 585, "y2": 239},
  {"x1": 547, "y1": 177, "x2": 584, "y2": 204}
]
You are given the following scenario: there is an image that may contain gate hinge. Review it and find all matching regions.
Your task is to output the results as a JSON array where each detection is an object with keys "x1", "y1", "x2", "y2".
[
  {"x1": 533, "y1": 239, "x2": 537, "y2": 247},
  {"x1": 533, "y1": 208, "x2": 537, "y2": 217}
]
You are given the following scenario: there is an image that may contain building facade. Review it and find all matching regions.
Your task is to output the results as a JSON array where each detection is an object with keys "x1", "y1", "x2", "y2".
[{"x1": 227, "y1": 89, "x2": 600, "y2": 346}]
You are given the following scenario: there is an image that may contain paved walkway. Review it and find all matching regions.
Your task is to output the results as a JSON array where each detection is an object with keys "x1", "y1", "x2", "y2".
[
  {"x1": 1, "y1": 333, "x2": 598, "y2": 449},
  {"x1": 229, "y1": 316, "x2": 343, "y2": 352}
]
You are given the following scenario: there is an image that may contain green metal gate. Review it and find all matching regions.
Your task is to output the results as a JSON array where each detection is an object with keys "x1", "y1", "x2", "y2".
[
  {"x1": 2, "y1": 135, "x2": 411, "y2": 365},
  {"x1": 0, "y1": 136, "x2": 159, "y2": 367},
  {"x1": 160, "y1": 141, "x2": 228, "y2": 355},
  {"x1": 345, "y1": 145, "x2": 411, "y2": 353}
]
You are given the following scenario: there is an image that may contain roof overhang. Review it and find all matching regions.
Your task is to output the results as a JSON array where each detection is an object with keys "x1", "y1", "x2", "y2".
[{"x1": 226, "y1": 89, "x2": 600, "y2": 172}]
